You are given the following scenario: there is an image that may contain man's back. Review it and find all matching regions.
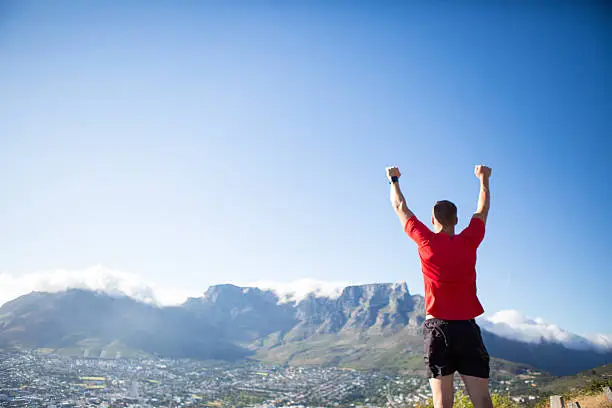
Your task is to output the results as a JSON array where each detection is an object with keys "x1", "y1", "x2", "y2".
[{"x1": 406, "y1": 216, "x2": 485, "y2": 320}]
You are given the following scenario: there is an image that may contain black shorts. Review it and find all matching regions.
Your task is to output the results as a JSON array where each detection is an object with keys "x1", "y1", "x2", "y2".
[{"x1": 423, "y1": 318, "x2": 490, "y2": 379}]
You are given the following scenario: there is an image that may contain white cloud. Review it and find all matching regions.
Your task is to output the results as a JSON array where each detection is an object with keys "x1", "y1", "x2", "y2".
[
  {"x1": 0, "y1": 267, "x2": 351, "y2": 307},
  {"x1": 0, "y1": 265, "x2": 196, "y2": 307},
  {"x1": 582, "y1": 333, "x2": 612, "y2": 351},
  {"x1": 244, "y1": 278, "x2": 350, "y2": 303},
  {"x1": 477, "y1": 310, "x2": 612, "y2": 353}
]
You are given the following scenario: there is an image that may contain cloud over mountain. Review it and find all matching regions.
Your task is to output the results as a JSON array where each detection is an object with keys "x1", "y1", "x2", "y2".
[
  {"x1": 478, "y1": 310, "x2": 612, "y2": 353},
  {"x1": 0, "y1": 267, "x2": 351, "y2": 308},
  {"x1": 0, "y1": 265, "x2": 195, "y2": 307},
  {"x1": 245, "y1": 278, "x2": 350, "y2": 303}
]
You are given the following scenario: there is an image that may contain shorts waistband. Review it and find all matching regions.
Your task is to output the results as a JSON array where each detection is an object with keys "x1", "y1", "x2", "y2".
[{"x1": 424, "y1": 317, "x2": 476, "y2": 324}]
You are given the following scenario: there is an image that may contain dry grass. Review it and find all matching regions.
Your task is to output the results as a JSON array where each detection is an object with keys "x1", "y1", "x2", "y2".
[
  {"x1": 574, "y1": 393, "x2": 612, "y2": 408},
  {"x1": 540, "y1": 393, "x2": 612, "y2": 408}
]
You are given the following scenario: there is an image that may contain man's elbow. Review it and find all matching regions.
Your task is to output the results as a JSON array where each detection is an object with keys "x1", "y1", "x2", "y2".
[
  {"x1": 394, "y1": 203, "x2": 413, "y2": 220},
  {"x1": 473, "y1": 211, "x2": 488, "y2": 222}
]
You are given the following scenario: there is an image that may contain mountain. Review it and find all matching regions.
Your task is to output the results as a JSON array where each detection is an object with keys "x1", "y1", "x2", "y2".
[
  {"x1": 0, "y1": 289, "x2": 249, "y2": 360},
  {"x1": 0, "y1": 284, "x2": 610, "y2": 376}
]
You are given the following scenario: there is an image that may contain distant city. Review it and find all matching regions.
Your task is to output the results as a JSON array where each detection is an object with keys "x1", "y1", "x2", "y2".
[{"x1": 0, "y1": 351, "x2": 546, "y2": 407}]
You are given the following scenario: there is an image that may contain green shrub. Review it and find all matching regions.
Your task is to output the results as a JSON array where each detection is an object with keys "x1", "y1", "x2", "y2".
[
  {"x1": 453, "y1": 390, "x2": 474, "y2": 408},
  {"x1": 415, "y1": 390, "x2": 520, "y2": 408},
  {"x1": 491, "y1": 393, "x2": 521, "y2": 408},
  {"x1": 584, "y1": 377, "x2": 612, "y2": 395}
]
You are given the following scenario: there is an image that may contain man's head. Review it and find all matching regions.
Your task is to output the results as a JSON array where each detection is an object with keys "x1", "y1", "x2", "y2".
[{"x1": 432, "y1": 200, "x2": 458, "y2": 231}]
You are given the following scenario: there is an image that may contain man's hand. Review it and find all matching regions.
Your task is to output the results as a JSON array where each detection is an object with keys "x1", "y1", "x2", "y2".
[
  {"x1": 386, "y1": 166, "x2": 401, "y2": 182},
  {"x1": 475, "y1": 165, "x2": 492, "y2": 180}
]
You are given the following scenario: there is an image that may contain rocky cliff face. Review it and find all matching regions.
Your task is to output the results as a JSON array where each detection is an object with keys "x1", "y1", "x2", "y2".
[
  {"x1": 181, "y1": 282, "x2": 425, "y2": 341},
  {"x1": 292, "y1": 282, "x2": 424, "y2": 334},
  {"x1": 183, "y1": 284, "x2": 296, "y2": 341}
]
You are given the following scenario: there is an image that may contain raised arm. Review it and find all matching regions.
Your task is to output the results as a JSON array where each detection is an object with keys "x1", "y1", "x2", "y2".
[
  {"x1": 386, "y1": 166, "x2": 415, "y2": 227},
  {"x1": 473, "y1": 165, "x2": 492, "y2": 224}
]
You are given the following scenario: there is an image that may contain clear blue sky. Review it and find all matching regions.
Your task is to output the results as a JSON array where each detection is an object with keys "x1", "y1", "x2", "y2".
[{"x1": 1, "y1": 1, "x2": 610, "y2": 333}]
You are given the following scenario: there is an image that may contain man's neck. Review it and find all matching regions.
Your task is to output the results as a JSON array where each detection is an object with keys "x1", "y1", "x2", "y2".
[{"x1": 434, "y1": 226, "x2": 455, "y2": 236}]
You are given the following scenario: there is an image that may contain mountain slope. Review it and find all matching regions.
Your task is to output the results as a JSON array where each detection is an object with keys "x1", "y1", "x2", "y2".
[{"x1": 0, "y1": 289, "x2": 249, "y2": 360}]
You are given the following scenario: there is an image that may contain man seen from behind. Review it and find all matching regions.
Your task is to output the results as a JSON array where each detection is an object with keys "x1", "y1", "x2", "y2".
[{"x1": 387, "y1": 165, "x2": 493, "y2": 408}]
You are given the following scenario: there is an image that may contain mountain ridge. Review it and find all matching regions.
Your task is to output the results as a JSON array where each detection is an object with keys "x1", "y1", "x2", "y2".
[
  {"x1": 1, "y1": 284, "x2": 610, "y2": 376},
  {"x1": 2, "y1": 266, "x2": 609, "y2": 352}
]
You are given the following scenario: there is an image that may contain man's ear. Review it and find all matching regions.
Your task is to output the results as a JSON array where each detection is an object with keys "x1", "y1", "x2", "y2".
[{"x1": 454, "y1": 216, "x2": 459, "y2": 226}]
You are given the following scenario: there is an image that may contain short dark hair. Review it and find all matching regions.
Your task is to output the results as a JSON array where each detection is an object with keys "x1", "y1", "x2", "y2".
[{"x1": 434, "y1": 200, "x2": 457, "y2": 227}]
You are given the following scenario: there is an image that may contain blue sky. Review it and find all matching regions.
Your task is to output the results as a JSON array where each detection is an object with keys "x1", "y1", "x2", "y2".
[{"x1": 0, "y1": 1, "x2": 610, "y2": 334}]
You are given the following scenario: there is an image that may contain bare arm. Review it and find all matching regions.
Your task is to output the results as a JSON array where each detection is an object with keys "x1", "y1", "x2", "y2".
[
  {"x1": 473, "y1": 165, "x2": 492, "y2": 224},
  {"x1": 387, "y1": 167, "x2": 415, "y2": 227}
]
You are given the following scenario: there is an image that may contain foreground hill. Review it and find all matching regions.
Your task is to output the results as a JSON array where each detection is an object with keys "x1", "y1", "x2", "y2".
[
  {"x1": 1, "y1": 284, "x2": 610, "y2": 376},
  {"x1": 539, "y1": 363, "x2": 612, "y2": 395}
]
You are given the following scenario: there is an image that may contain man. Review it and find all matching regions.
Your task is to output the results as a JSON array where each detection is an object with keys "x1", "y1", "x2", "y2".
[{"x1": 386, "y1": 165, "x2": 493, "y2": 408}]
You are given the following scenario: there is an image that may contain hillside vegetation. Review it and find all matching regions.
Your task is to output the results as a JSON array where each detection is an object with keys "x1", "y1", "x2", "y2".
[
  {"x1": 540, "y1": 363, "x2": 612, "y2": 395},
  {"x1": 536, "y1": 382, "x2": 612, "y2": 408},
  {"x1": 415, "y1": 390, "x2": 521, "y2": 408},
  {"x1": 535, "y1": 363, "x2": 612, "y2": 408}
]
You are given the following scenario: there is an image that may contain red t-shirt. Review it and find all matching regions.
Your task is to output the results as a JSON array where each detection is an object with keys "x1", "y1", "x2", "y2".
[{"x1": 405, "y1": 215, "x2": 485, "y2": 320}]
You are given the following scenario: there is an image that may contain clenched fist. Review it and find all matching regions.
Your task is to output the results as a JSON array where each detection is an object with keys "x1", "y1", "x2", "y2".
[
  {"x1": 386, "y1": 166, "x2": 401, "y2": 182},
  {"x1": 475, "y1": 165, "x2": 492, "y2": 179}
]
